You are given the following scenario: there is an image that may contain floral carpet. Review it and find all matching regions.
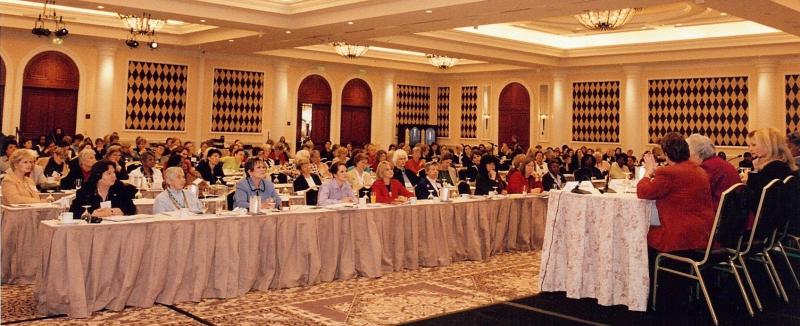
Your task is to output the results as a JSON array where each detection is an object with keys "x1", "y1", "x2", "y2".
[{"x1": 1, "y1": 251, "x2": 540, "y2": 325}]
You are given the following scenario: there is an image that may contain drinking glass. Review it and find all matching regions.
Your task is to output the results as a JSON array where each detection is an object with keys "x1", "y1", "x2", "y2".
[
  {"x1": 201, "y1": 200, "x2": 209, "y2": 214},
  {"x1": 427, "y1": 189, "x2": 435, "y2": 200},
  {"x1": 80, "y1": 205, "x2": 91, "y2": 222},
  {"x1": 74, "y1": 179, "x2": 82, "y2": 190}
]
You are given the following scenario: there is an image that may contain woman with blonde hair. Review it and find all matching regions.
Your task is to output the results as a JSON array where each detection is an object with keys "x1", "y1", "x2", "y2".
[
  {"x1": 371, "y1": 161, "x2": 413, "y2": 203},
  {"x1": 1, "y1": 149, "x2": 43, "y2": 204},
  {"x1": 745, "y1": 128, "x2": 798, "y2": 216}
]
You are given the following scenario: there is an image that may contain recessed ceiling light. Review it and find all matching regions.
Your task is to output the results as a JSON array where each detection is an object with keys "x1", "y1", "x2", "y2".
[
  {"x1": 96, "y1": 5, "x2": 104, "y2": 9},
  {"x1": 228, "y1": 39, "x2": 234, "y2": 42},
  {"x1": 347, "y1": 21, "x2": 354, "y2": 25},
  {"x1": 200, "y1": 19, "x2": 206, "y2": 23},
  {"x1": 641, "y1": 26, "x2": 647, "y2": 29},
  {"x1": 425, "y1": 10, "x2": 432, "y2": 13},
  {"x1": 675, "y1": 23, "x2": 683, "y2": 27},
  {"x1": 720, "y1": 13, "x2": 728, "y2": 16},
  {"x1": 285, "y1": 30, "x2": 291, "y2": 34}
]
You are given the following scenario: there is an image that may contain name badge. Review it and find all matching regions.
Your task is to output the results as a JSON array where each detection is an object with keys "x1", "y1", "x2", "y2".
[{"x1": 100, "y1": 201, "x2": 112, "y2": 208}]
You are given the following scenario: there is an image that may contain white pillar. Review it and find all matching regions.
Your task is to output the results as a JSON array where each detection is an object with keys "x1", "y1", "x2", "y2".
[
  {"x1": 551, "y1": 71, "x2": 568, "y2": 147},
  {"x1": 193, "y1": 56, "x2": 205, "y2": 143},
  {"x1": 381, "y1": 72, "x2": 395, "y2": 146},
  {"x1": 755, "y1": 58, "x2": 779, "y2": 131},
  {"x1": 622, "y1": 65, "x2": 644, "y2": 154},
  {"x1": 271, "y1": 62, "x2": 289, "y2": 141},
  {"x1": 93, "y1": 45, "x2": 116, "y2": 137}
]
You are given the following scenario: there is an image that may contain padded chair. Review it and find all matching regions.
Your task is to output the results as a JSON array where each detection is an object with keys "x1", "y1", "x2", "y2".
[
  {"x1": 738, "y1": 179, "x2": 786, "y2": 311},
  {"x1": 651, "y1": 183, "x2": 752, "y2": 325},
  {"x1": 126, "y1": 161, "x2": 142, "y2": 173},
  {"x1": 457, "y1": 181, "x2": 471, "y2": 195}
]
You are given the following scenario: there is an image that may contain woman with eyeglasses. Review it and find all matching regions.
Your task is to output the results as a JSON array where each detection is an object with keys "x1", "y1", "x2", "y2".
[
  {"x1": 153, "y1": 167, "x2": 203, "y2": 214},
  {"x1": 233, "y1": 157, "x2": 281, "y2": 209}
]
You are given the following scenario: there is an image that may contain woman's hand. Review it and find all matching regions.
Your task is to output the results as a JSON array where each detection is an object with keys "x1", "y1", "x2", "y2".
[
  {"x1": 395, "y1": 195, "x2": 408, "y2": 203},
  {"x1": 643, "y1": 153, "x2": 657, "y2": 177},
  {"x1": 489, "y1": 170, "x2": 497, "y2": 180},
  {"x1": 92, "y1": 207, "x2": 116, "y2": 217}
]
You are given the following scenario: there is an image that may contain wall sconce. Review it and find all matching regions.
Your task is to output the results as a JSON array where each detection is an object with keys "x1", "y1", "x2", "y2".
[
  {"x1": 539, "y1": 113, "x2": 548, "y2": 136},
  {"x1": 483, "y1": 113, "x2": 491, "y2": 131}
]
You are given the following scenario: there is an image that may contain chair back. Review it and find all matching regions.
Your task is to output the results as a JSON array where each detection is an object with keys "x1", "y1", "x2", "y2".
[
  {"x1": 457, "y1": 181, "x2": 471, "y2": 195},
  {"x1": 742, "y1": 179, "x2": 782, "y2": 254},
  {"x1": 36, "y1": 157, "x2": 49, "y2": 167},
  {"x1": 126, "y1": 161, "x2": 142, "y2": 173},
  {"x1": 783, "y1": 175, "x2": 799, "y2": 235},
  {"x1": 708, "y1": 183, "x2": 751, "y2": 253}
]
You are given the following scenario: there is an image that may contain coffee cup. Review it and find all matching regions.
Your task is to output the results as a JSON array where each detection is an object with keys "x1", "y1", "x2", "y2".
[{"x1": 61, "y1": 212, "x2": 74, "y2": 224}]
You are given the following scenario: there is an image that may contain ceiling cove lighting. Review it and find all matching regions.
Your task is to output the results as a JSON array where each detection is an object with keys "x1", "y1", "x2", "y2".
[
  {"x1": 575, "y1": 8, "x2": 640, "y2": 31},
  {"x1": 119, "y1": 12, "x2": 164, "y2": 49},
  {"x1": 332, "y1": 42, "x2": 369, "y2": 58},
  {"x1": 426, "y1": 54, "x2": 459, "y2": 69},
  {"x1": 31, "y1": 0, "x2": 69, "y2": 43}
]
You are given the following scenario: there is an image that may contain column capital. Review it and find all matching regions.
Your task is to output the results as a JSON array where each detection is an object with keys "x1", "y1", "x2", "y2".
[
  {"x1": 622, "y1": 65, "x2": 642, "y2": 76},
  {"x1": 551, "y1": 70, "x2": 567, "y2": 80},
  {"x1": 96, "y1": 44, "x2": 117, "y2": 57},
  {"x1": 383, "y1": 71, "x2": 395, "y2": 82},
  {"x1": 754, "y1": 57, "x2": 776, "y2": 73},
  {"x1": 274, "y1": 62, "x2": 289, "y2": 73}
]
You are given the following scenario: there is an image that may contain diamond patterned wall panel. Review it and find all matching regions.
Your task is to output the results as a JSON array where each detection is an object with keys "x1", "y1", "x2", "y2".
[
  {"x1": 211, "y1": 68, "x2": 264, "y2": 133},
  {"x1": 572, "y1": 81, "x2": 620, "y2": 143},
  {"x1": 460, "y1": 86, "x2": 478, "y2": 139},
  {"x1": 125, "y1": 61, "x2": 187, "y2": 131},
  {"x1": 787, "y1": 74, "x2": 800, "y2": 134},
  {"x1": 436, "y1": 87, "x2": 450, "y2": 138},
  {"x1": 396, "y1": 84, "x2": 430, "y2": 127},
  {"x1": 648, "y1": 77, "x2": 749, "y2": 146}
]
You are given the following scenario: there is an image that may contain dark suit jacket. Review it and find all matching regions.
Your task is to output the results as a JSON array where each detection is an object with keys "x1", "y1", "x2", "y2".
[
  {"x1": 393, "y1": 167, "x2": 419, "y2": 186},
  {"x1": 542, "y1": 172, "x2": 566, "y2": 191},
  {"x1": 293, "y1": 174, "x2": 322, "y2": 205},
  {"x1": 196, "y1": 159, "x2": 225, "y2": 183},
  {"x1": 475, "y1": 173, "x2": 503, "y2": 195},
  {"x1": 69, "y1": 182, "x2": 137, "y2": 217},
  {"x1": 60, "y1": 165, "x2": 87, "y2": 190},
  {"x1": 415, "y1": 177, "x2": 439, "y2": 199},
  {"x1": 574, "y1": 166, "x2": 603, "y2": 181}
]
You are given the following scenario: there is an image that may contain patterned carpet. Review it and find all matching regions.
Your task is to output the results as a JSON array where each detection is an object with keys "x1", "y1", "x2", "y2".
[{"x1": 2, "y1": 251, "x2": 540, "y2": 325}]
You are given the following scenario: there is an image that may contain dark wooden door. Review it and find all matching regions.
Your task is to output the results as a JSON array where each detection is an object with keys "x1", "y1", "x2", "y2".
[
  {"x1": 0, "y1": 56, "x2": 5, "y2": 131},
  {"x1": 297, "y1": 75, "x2": 332, "y2": 151},
  {"x1": 340, "y1": 106, "x2": 371, "y2": 147},
  {"x1": 310, "y1": 104, "x2": 330, "y2": 149},
  {"x1": 20, "y1": 87, "x2": 77, "y2": 140},
  {"x1": 498, "y1": 83, "x2": 530, "y2": 150}
]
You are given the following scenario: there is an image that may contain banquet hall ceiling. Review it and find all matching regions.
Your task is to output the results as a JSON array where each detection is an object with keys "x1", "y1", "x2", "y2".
[{"x1": 1, "y1": 0, "x2": 800, "y2": 72}]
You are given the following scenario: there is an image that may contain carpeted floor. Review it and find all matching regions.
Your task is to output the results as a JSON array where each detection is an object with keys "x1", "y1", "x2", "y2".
[{"x1": 1, "y1": 251, "x2": 541, "y2": 325}]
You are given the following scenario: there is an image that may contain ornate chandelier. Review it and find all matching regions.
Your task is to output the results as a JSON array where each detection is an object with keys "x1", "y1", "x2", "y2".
[
  {"x1": 426, "y1": 54, "x2": 459, "y2": 69},
  {"x1": 332, "y1": 42, "x2": 369, "y2": 58},
  {"x1": 119, "y1": 13, "x2": 164, "y2": 49},
  {"x1": 31, "y1": 0, "x2": 69, "y2": 44},
  {"x1": 575, "y1": 8, "x2": 639, "y2": 31}
]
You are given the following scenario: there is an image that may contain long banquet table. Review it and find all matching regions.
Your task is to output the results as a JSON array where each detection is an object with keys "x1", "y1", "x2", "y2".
[
  {"x1": 538, "y1": 190, "x2": 655, "y2": 312},
  {"x1": 35, "y1": 195, "x2": 547, "y2": 318},
  {"x1": 1, "y1": 204, "x2": 61, "y2": 284}
]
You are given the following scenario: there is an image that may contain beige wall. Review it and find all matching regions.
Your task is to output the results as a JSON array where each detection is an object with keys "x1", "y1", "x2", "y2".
[{"x1": 2, "y1": 28, "x2": 799, "y2": 158}]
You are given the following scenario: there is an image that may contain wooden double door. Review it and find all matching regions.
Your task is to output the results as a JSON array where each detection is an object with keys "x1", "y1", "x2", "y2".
[
  {"x1": 340, "y1": 105, "x2": 371, "y2": 148},
  {"x1": 20, "y1": 87, "x2": 77, "y2": 140}
]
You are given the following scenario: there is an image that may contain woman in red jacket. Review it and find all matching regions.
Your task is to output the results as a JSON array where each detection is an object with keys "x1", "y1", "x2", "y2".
[
  {"x1": 372, "y1": 161, "x2": 414, "y2": 203},
  {"x1": 505, "y1": 154, "x2": 543, "y2": 194},
  {"x1": 637, "y1": 132, "x2": 715, "y2": 252}
]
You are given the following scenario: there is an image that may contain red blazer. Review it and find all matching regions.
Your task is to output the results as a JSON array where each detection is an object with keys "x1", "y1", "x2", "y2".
[
  {"x1": 505, "y1": 170, "x2": 543, "y2": 194},
  {"x1": 405, "y1": 158, "x2": 424, "y2": 174},
  {"x1": 637, "y1": 161, "x2": 715, "y2": 252},
  {"x1": 372, "y1": 178, "x2": 414, "y2": 203},
  {"x1": 700, "y1": 155, "x2": 741, "y2": 210}
]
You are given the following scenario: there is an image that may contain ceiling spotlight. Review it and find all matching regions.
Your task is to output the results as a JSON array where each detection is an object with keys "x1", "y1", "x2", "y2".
[
  {"x1": 347, "y1": 21, "x2": 354, "y2": 25},
  {"x1": 425, "y1": 10, "x2": 433, "y2": 13},
  {"x1": 285, "y1": 30, "x2": 291, "y2": 34},
  {"x1": 54, "y1": 27, "x2": 68, "y2": 37},
  {"x1": 149, "y1": 41, "x2": 158, "y2": 49},
  {"x1": 200, "y1": 19, "x2": 206, "y2": 22},
  {"x1": 125, "y1": 38, "x2": 140, "y2": 48}
]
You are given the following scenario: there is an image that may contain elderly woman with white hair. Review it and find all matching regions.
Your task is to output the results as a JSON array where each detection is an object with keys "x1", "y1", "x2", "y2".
[
  {"x1": 686, "y1": 133, "x2": 740, "y2": 209},
  {"x1": 391, "y1": 149, "x2": 418, "y2": 187},
  {"x1": 153, "y1": 166, "x2": 203, "y2": 214}
]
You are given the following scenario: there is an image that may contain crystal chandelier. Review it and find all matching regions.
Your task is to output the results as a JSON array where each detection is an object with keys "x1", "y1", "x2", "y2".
[
  {"x1": 426, "y1": 54, "x2": 459, "y2": 69},
  {"x1": 575, "y1": 8, "x2": 639, "y2": 31},
  {"x1": 119, "y1": 13, "x2": 165, "y2": 49},
  {"x1": 31, "y1": 0, "x2": 69, "y2": 44},
  {"x1": 332, "y1": 42, "x2": 369, "y2": 58}
]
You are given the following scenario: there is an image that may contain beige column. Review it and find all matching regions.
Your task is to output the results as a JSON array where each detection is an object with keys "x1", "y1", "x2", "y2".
[
  {"x1": 379, "y1": 72, "x2": 395, "y2": 147},
  {"x1": 754, "y1": 58, "x2": 780, "y2": 131},
  {"x1": 193, "y1": 56, "x2": 205, "y2": 143},
  {"x1": 271, "y1": 62, "x2": 289, "y2": 141},
  {"x1": 93, "y1": 45, "x2": 116, "y2": 137},
  {"x1": 622, "y1": 65, "x2": 644, "y2": 153},
  {"x1": 551, "y1": 71, "x2": 568, "y2": 147}
]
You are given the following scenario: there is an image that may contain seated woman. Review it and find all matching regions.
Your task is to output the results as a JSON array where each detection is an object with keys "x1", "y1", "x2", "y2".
[
  {"x1": 60, "y1": 148, "x2": 96, "y2": 190},
  {"x1": 153, "y1": 167, "x2": 203, "y2": 214},
  {"x1": 293, "y1": 158, "x2": 322, "y2": 205},
  {"x1": 574, "y1": 154, "x2": 603, "y2": 181},
  {"x1": 404, "y1": 146, "x2": 425, "y2": 175},
  {"x1": 372, "y1": 161, "x2": 414, "y2": 204},
  {"x1": 436, "y1": 152, "x2": 459, "y2": 186},
  {"x1": 129, "y1": 152, "x2": 164, "y2": 189},
  {"x1": 347, "y1": 153, "x2": 373, "y2": 196},
  {"x1": 637, "y1": 132, "x2": 715, "y2": 252},
  {"x1": 317, "y1": 162, "x2": 356, "y2": 206},
  {"x1": 744, "y1": 128, "x2": 798, "y2": 213},
  {"x1": 391, "y1": 149, "x2": 419, "y2": 187},
  {"x1": 0, "y1": 141, "x2": 18, "y2": 173},
  {"x1": 686, "y1": 133, "x2": 740, "y2": 209},
  {"x1": 1, "y1": 149, "x2": 43, "y2": 204},
  {"x1": 69, "y1": 160, "x2": 137, "y2": 217},
  {"x1": 43, "y1": 147, "x2": 68, "y2": 180},
  {"x1": 475, "y1": 155, "x2": 506, "y2": 195},
  {"x1": 310, "y1": 150, "x2": 331, "y2": 179},
  {"x1": 415, "y1": 162, "x2": 441, "y2": 199},
  {"x1": 505, "y1": 154, "x2": 543, "y2": 194},
  {"x1": 104, "y1": 145, "x2": 129, "y2": 181},
  {"x1": 607, "y1": 154, "x2": 630, "y2": 179},
  {"x1": 233, "y1": 157, "x2": 281, "y2": 209},
  {"x1": 195, "y1": 148, "x2": 225, "y2": 184}
]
